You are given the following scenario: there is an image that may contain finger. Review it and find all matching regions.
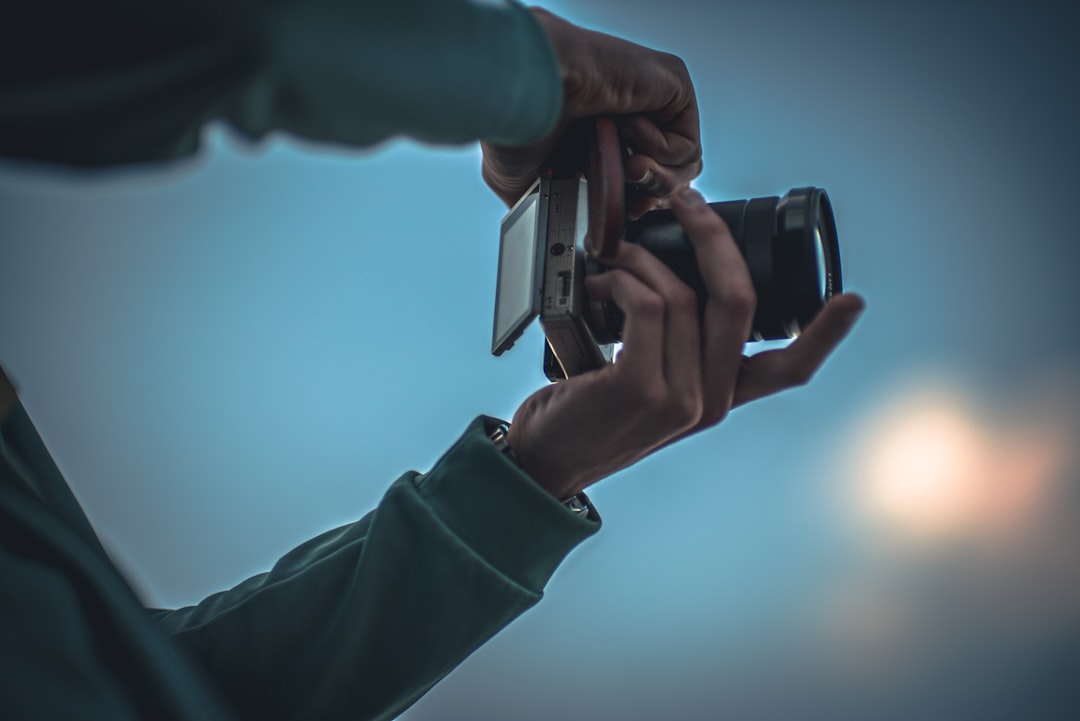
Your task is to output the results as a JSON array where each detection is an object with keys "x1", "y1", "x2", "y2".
[
  {"x1": 671, "y1": 189, "x2": 756, "y2": 426},
  {"x1": 605, "y1": 242, "x2": 703, "y2": 415},
  {"x1": 625, "y1": 193, "x2": 665, "y2": 221},
  {"x1": 623, "y1": 192, "x2": 672, "y2": 222},
  {"x1": 620, "y1": 113, "x2": 701, "y2": 169},
  {"x1": 624, "y1": 155, "x2": 703, "y2": 219},
  {"x1": 732, "y1": 293, "x2": 866, "y2": 407},
  {"x1": 584, "y1": 270, "x2": 665, "y2": 382}
]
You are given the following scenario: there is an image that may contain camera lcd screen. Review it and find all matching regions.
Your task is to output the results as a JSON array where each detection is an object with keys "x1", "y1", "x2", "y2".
[{"x1": 492, "y1": 187, "x2": 542, "y2": 355}]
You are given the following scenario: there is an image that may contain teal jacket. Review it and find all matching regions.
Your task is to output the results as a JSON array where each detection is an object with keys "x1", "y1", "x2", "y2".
[
  {"x1": 0, "y1": 2, "x2": 598, "y2": 719},
  {"x1": 1, "y1": 0, "x2": 563, "y2": 164}
]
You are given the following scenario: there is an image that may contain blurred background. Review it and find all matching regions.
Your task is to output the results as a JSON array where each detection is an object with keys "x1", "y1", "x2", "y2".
[{"x1": 1, "y1": 0, "x2": 1078, "y2": 719}]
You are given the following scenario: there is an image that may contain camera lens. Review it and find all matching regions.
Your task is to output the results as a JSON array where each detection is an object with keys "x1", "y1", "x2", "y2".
[{"x1": 595, "y1": 187, "x2": 842, "y2": 342}]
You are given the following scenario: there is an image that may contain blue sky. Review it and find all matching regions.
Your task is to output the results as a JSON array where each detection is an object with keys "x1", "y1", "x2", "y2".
[{"x1": 1, "y1": 1, "x2": 1078, "y2": 719}]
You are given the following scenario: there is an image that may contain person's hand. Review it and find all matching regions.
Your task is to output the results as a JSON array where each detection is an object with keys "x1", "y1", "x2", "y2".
[
  {"x1": 506, "y1": 190, "x2": 866, "y2": 501},
  {"x1": 482, "y1": 8, "x2": 701, "y2": 218}
]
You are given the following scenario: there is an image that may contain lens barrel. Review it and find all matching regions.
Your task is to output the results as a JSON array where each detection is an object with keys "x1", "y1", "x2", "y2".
[{"x1": 593, "y1": 187, "x2": 842, "y2": 342}]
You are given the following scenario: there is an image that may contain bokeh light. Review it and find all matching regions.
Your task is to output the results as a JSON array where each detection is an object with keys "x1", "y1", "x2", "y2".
[{"x1": 846, "y1": 377, "x2": 1072, "y2": 546}]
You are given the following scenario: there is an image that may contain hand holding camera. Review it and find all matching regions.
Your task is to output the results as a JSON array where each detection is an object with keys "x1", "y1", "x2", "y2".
[
  {"x1": 486, "y1": 8, "x2": 864, "y2": 501},
  {"x1": 481, "y1": 7, "x2": 702, "y2": 217},
  {"x1": 504, "y1": 189, "x2": 865, "y2": 501}
]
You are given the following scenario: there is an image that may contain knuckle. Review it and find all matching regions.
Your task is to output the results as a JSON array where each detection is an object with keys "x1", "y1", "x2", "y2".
[
  {"x1": 720, "y1": 282, "x2": 756, "y2": 316},
  {"x1": 662, "y1": 52, "x2": 690, "y2": 79},
  {"x1": 699, "y1": 404, "x2": 730, "y2": 428},
  {"x1": 634, "y1": 379, "x2": 669, "y2": 411},
  {"x1": 674, "y1": 394, "x2": 704, "y2": 427},
  {"x1": 654, "y1": 391, "x2": 701, "y2": 431},
  {"x1": 630, "y1": 289, "x2": 665, "y2": 320},
  {"x1": 648, "y1": 171, "x2": 677, "y2": 196},
  {"x1": 675, "y1": 151, "x2": 703, "y2": 172}
]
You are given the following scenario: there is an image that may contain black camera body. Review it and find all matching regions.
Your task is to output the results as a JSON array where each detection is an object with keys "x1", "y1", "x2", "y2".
[{"x1": 491, "y1": 119, "x2": 843, "y2": 382}]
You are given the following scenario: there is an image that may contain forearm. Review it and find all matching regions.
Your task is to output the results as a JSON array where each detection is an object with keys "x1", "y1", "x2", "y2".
[
  {"x1": 0, "y1": 0, "x2": 562, "y2": 166},
  {"x1": 152, "y1": 417, "x2": 597, "y2": 721},
  {"x1": 246, "y1": 0, "x2": 562, "y2": 148}
]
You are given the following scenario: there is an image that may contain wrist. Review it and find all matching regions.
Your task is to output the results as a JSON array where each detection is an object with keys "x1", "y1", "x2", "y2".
[{"x1": 490, "y1": 419, "x2": 589, "y2": 516}]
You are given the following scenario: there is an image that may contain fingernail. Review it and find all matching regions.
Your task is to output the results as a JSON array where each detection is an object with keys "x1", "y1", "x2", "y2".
[{"x1": 633, "y1": 169, "x2": 653, "y2": 187}]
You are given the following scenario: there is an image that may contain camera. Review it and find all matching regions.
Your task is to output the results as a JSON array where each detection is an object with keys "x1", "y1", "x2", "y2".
[{"x1": 490, "y1": 125, "x2": 843, "y2": 382}]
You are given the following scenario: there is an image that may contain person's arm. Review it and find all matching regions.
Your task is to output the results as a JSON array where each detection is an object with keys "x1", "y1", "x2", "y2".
[
  {"x1": 1, "y1": 0, "x2": 562, "y2": 165},
  {"x1": 150, "y1": 417, "x2": 597, "y2": 721},
  {"x1": 4, "y1": 1, "x2": 707, "y2": 219}
]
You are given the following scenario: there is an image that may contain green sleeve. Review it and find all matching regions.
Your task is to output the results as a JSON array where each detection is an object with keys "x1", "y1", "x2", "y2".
[
  {"x1": 1, "y1": 0, "x2": 563, "y2": 166},
  {"x1": 151, "y1": 416, "x2": 598, "y2": 721}
]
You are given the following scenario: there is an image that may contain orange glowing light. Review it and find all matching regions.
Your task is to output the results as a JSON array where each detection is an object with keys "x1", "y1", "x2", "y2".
[
  {"x1": 855, "y1": 392, "x2": 987, "y2": 538},
  {"x1": 846, "y1": 381, "x2": 1069, "y2": 544}
]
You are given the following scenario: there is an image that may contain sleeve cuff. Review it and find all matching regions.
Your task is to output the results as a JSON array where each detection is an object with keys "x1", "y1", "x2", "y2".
[
  {"x1": 484, "y1": 1, "x2": 564, "y2": 145},
  {"x1": 413, "y1": 416, "x2": 598, "y2": 594}
]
